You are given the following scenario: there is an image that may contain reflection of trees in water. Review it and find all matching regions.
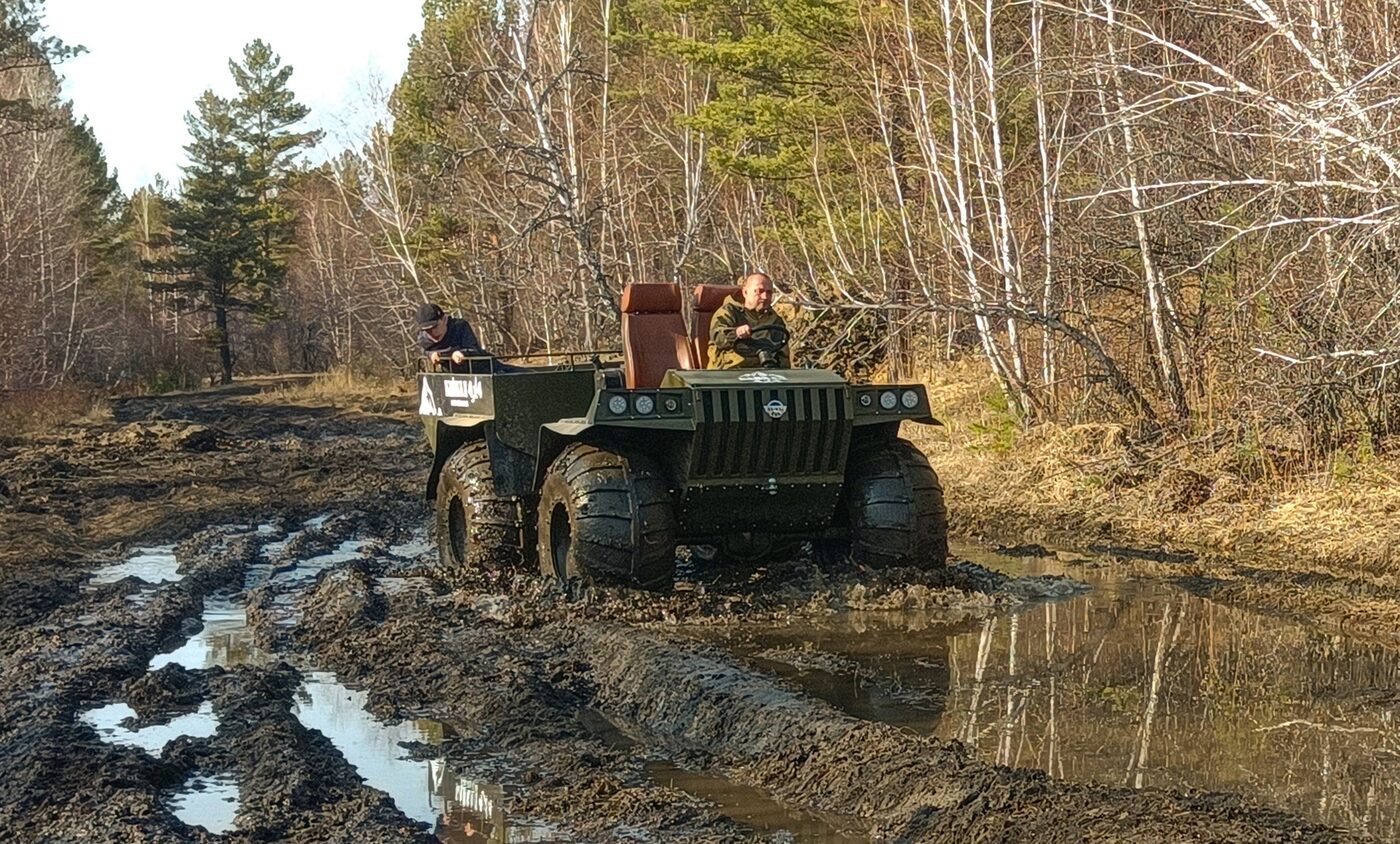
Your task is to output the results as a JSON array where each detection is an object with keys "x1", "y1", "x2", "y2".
[
  {"x1": 426, "y1": 759, "x2": 558, "y2": 844},
  {"x1": 937, "y1": 589, "x2": 1400, "y2": 838},
  {"x1": 429, "y1": 759, "x2": 505, "y2": 844}
]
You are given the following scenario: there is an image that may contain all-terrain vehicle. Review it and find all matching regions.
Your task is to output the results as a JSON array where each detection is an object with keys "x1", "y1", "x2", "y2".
[{"x1": 419, "y1": 283, "x2": 947, "y2": 589}]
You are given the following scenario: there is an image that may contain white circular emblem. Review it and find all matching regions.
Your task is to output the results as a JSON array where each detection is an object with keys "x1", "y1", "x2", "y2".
[
  {"x1": 764, "y1": 399, "x2": 788, "y2": 419},
  {"x1": 738, "y1": 371, "x2": 788, "y2": 383}
]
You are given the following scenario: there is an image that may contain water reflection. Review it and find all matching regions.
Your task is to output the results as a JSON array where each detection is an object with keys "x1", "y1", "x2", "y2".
[
  {"x1": 170, "y1": 773, "x2": 240, "y2": 833},
  {"x1": 706, "y1": 546, "x2": 1400, "y2": 840},
  {"x1": 85, "y1": 546, "x2": 181, "y2": 587},
  {"x1": 150, "y1": 596, "x2": 269, "y2": 670},
  {"x1": 294, "y1": 672, "x2": 566, "y2": 842},
  {"x1": 646, "y1": 761, "x2": 867, "y2": 843},
  {"x1": 80, "y1": 700, "x2": 219, "y2": 754}
]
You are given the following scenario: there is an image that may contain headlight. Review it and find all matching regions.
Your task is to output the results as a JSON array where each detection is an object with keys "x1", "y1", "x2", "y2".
[
  {"x1": 607, "y1": 395, "x2": 628, "y2": 415},
  {"x1": 879, "y1": 391, "x2": 898, "y2": 410},
  {"x1": 901, "y1": 390, "x2": 919, "y2": 409},
  {"x1": 663, "y1": 396, "x2": 679, "y2": 413},
  {"x1": 859, "y1": 393, "x2": 873, "y2": 408},
  {"x1": 634, "y1": 394, "x2": 656, "y2": 415}
]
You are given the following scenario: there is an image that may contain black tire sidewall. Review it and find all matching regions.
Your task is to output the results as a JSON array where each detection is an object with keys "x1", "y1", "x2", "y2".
[
  {"x1": 535, "y1": 443, "x2": 677, "y2": 590},
  {"x1": 844, "y1": 437, "x2": 948, "y2": 569}
]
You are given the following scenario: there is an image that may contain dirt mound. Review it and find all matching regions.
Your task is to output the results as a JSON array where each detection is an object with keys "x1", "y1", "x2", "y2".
[{"x1": 99, "y1": 421, "x2": 226, "y2": 452}]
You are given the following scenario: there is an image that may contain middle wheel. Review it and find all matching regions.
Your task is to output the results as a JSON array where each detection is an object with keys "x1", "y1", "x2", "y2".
[{"x1": 536, "y1": 443, "x2": 678, "y2": 590}]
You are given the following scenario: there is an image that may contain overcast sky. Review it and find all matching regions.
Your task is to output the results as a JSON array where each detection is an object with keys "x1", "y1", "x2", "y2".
[{"x1": 42, "y1": 1, "x2": 423, "y2": 193}]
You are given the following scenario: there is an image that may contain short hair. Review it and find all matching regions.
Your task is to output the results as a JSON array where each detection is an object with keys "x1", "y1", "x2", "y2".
[{"x1": 741, "y1": 272, "x2": 772, "y2": 288}]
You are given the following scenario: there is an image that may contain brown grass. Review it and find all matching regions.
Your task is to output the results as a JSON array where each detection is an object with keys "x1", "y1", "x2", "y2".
[
  {"x1": 253, "y1": 368, "x2": 410, "y2": 405},
  {"x1": 0, "y1": 385, "x2": 112, "y2": 437},
  {"x1": 917, "y1": 358, "x2": 1400, "y2": 581}
]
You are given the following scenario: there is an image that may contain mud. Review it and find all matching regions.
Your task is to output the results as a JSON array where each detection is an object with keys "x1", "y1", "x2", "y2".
[{"x1": 0, "y1": 382, "x2": 1371, "y2": 841}]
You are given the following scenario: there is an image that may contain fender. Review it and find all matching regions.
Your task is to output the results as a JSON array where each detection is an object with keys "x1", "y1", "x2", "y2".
[
  {"x1": 424, "y1": 417, "x2": 488, "y2": 500},
  {"x1": 534, "y1": 419, "x2": 595, "y2": 489}
]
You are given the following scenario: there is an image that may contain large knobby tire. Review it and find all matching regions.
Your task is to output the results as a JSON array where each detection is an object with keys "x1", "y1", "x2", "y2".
[
  {"x1": 435, "y1": 440, "x2": 533, "y2": 579},
  {"x1": 843, "y1": 438, "x2": 948, "y2": 569},
  {"x1": 536, "y1": 443, "x2": 677, "y2": 590}
]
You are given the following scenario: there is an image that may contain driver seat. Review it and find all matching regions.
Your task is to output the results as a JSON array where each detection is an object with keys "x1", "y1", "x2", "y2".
[
  {"x1": 690, "y1": 284, "x2": 742, "y2": 369},
  {"x1": 621, "y1": 283, "x2": 696, "y2": 389}
]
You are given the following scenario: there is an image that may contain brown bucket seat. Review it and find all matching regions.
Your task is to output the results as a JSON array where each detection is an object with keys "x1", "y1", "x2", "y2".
[
  {"x1": 690, "y1": 284, "x2": 742, "y2": 369},
  {"x1": 621, "y1": 283, "x2": 696, "y2": 389}
]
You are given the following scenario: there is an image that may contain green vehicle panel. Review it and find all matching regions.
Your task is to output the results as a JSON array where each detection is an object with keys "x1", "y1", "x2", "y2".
[{"x1": 420, "y1": 348, "x2": 947, "y2": 586}]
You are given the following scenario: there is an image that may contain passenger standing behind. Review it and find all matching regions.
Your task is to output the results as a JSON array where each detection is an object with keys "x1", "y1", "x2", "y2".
[
  {"x1": 416, "y1": 303, "x2": 485, "y2": 367},
  {"x1": 707, "y1": 272, "x2": 791, "y2": 370}
]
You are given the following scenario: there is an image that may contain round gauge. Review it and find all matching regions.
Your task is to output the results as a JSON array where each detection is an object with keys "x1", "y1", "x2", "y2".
[
  {"x1": 901, "y1": 390, "x2": 919, "y2": 409},
  {"x1": 663, "y1": 397, "x2": 679, "y2": 413},
  {"x1": 879, "y1": 391, "x2": 898, "y2": 410},
  {"x1": 634, "y1": 394, "x2": 656, "y2": 415},
  {"x1": 859, "y1": 393, "x2": 873, "y2": 407},
  {"x1": 607, "y1": 394, "x2": 628, "y2": 415}
]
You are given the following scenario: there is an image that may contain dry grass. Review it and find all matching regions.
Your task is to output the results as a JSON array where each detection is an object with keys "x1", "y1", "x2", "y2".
[
  {"x1": 0, "y1": 385, "x2": 110, "y2": 438},
  {"x1": 254, "y1": 368, "x2": 410, "y2": 405},
  {"x1": 918, "y1": 358, "x2": 1400, "y2": 580}
]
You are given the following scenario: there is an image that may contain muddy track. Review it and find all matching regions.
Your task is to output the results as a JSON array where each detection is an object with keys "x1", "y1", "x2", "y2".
[{"x1": 0, "y1": 384, "x2": 1359, "y2": 842}]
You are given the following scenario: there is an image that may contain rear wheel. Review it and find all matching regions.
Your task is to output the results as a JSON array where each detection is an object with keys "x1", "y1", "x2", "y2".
[
  {"x1": 536, "y1": 443, "x2": 677, "y2": 590},
  {"x1": 842, "y1": 438, "x2": 948, "y2": 569},
  {"x1": 435, "y1": 440, "x2": 533, "y2": 580}
]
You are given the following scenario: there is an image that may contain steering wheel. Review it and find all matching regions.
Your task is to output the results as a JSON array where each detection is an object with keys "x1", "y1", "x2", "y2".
[{"x1": 740, "y1": 324, "x2": 790, "y2": 368}]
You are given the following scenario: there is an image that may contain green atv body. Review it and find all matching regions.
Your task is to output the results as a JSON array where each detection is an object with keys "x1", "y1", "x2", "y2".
[{"x1": 419, "y1": 354, "x2": 947, "y2": 589}]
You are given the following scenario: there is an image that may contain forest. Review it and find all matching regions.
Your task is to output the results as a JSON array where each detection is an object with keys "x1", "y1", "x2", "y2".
[{"x1": 3, "y1": 0, "x2": 1398, "y2": 457}]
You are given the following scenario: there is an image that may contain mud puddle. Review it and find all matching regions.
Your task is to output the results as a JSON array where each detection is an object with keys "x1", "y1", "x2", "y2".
[
  {"x1": 84, "y1": 545, "x2": 181, "y2": 588},
  {"x1": 169, "y1": 773, "x2": 240, "y2": 833},
  {"x1": 696, "y1": 541, "x2": 1400, "y2": 840},
  {"x1": 294, "y1": 671, "x2": 565, "y2": 843},
  {"x1": 581, "y1": 708, "x2": 865, "y2": 842},
  {"x1": 646, "y1": 760, "x2": 866, "y2": 842},
  {"x1": 83, "y1": 519, "x2": 559, "y2": 841},
  {"x1": 80, "y1": 700, "x2": 219, "y2": 753}
]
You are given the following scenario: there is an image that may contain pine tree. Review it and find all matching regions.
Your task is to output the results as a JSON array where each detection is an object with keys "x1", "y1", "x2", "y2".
[
  {"x1": 229, "y1": 40, "x2": 321, "y2": 305},
  {"x1": 149, "y1": 40, "x2": 316, "y2": 384},
  {"x1": 149, "y1": 92, "x2": 265, "y2": 384},
  {"x1": 0, "y1": 0, "x2": 81, "y2": 134}
]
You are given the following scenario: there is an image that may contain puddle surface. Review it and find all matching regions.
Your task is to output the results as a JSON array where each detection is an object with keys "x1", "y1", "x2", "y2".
[
  {"x1": 150, "y1": 596, "x2": 269, "y2": 670},
  {"x1": 80, "y1": 701, "x2": 218, "y2": 755},
  {"x1": 294, "y1": 672, "x2": 565, "y2": 843},
  {"x1": 86, "y1": 546, "x2": 181, "y2": 587},
  {"x1": 170, "y1": 773, "x2": 240, "y2": 833},
  {"x1": 700, "y1": 542, "x2": 1400, "y2": 840},
  {"x1": 647, "y1": 761, "x2": 866, "y2": 842}
]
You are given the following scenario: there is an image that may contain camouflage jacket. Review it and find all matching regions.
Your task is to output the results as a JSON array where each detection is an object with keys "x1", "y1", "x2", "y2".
[{"x1": 707, "y1": 296, "x2": 791, "y2": 370}]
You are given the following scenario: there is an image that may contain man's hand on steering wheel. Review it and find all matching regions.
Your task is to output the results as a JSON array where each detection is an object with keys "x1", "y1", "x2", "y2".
[{"x1": 745, "y1": 323, "x2": 789, "y2": 350}]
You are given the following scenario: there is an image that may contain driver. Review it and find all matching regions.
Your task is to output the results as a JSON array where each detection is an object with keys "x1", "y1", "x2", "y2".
[
  {"x1": 416, "y1": 302, "x2": 486, "y2": 367},
  {"x1": 707, "y1": 272, "x2": 791, "y2": 369}
]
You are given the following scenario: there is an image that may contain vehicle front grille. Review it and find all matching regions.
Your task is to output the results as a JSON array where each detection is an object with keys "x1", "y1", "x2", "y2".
[{"x1": 689, "y1": 386, "x2": 850, "y2": 479}]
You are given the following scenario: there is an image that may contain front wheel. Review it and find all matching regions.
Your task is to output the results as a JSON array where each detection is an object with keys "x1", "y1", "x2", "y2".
[
  {"x1": 536, "y1": 443, "x2": 678, "y2": 590},
  {"x1": 842, "y1": 438, "x2": 948, "y2": 569}
]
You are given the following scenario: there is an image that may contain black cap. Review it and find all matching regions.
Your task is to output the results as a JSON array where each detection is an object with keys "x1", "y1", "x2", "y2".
[{"x1": 416, "y1": 303, "x2": 445, "y2": 328}]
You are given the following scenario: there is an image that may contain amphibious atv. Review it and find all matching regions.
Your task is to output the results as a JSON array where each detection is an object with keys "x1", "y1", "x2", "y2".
[{"x1": 419, "y1": 282, "x2": 947, "y2": 589}]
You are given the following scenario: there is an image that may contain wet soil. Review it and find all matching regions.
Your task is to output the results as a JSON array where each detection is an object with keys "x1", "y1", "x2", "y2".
[{"x1": 0, "y1": 382, "x2": 1375, "y2": 841}]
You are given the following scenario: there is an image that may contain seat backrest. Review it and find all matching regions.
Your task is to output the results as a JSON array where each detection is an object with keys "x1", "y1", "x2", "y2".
[
  {"x1": 690, "y1": 284, "x2": 743, "y2": 369},
  {"x1": 621, "y1": 283, "x2": 695, "y2": 389}
]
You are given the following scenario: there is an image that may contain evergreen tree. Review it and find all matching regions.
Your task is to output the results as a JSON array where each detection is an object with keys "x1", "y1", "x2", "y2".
[
  {"x1": 229, "y1": 40, "x2": 321, "y2": 304},
  {"x1": 150, "y1": 40, "x2": 316, "y2": 384},
  {"x1": 150, "y1": 92, "x2": 265, "y2": 384},
  {"x1": 0, "y1": 0, "x2": 81, "y2": 134}
]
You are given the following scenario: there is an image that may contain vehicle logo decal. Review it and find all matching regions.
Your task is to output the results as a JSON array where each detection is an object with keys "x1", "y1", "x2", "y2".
[
  {"x1": 738, "y1": 371, "x2": 788, "y2": 383},
  {"x1": 418, "y1": 380, "x2": 442, "y2": 416},
  {"x1": 764, "y1": 399, "x2": 788, "y2": 419},
  {"x1": 443, "y1": 377, "x2": 484, "y2": 408}
]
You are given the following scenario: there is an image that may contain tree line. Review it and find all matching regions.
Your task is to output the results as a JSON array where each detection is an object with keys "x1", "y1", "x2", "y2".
[{"x1": 3, "y1": 0, "x2": 1399, "y2": 455}]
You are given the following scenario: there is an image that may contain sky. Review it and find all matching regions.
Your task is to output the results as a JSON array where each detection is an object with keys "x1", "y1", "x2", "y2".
[{"x1": 41, "y1": 1, "x2": 424, "y2": 194}]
